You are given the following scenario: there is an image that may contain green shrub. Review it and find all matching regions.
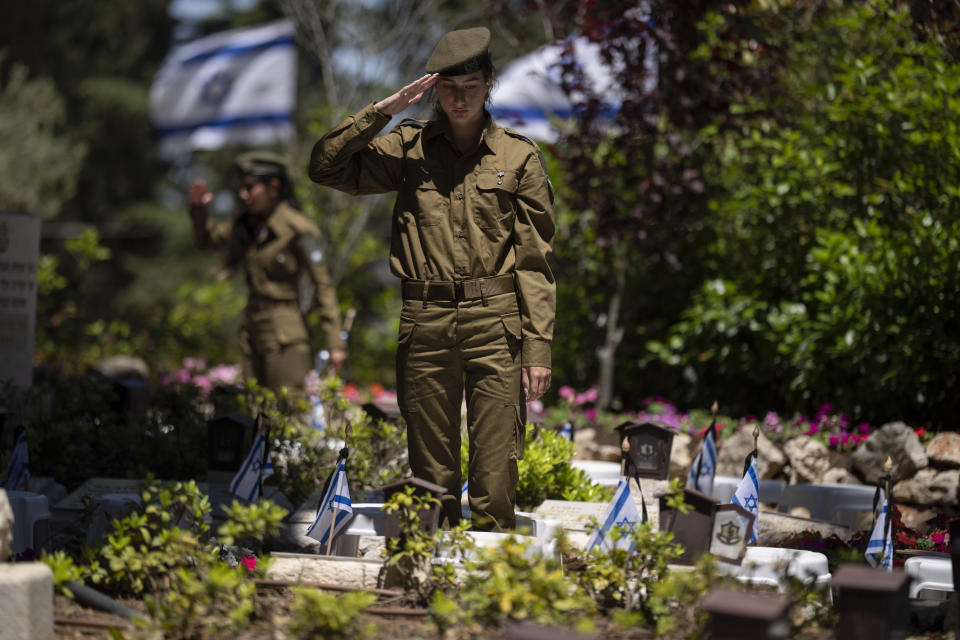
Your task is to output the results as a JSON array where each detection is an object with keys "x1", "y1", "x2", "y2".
[{"x1": 287, "y1": 588, "x2": 378, "y2": 639}]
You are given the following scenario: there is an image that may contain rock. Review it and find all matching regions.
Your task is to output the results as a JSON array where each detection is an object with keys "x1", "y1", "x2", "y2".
[
  {"x1": 851, "y1": 422, "x2": 928, "y2": 484},
  {"x1": 573, "y1": 429, "x2": 622, "y2": 462},
  {"x1": 265, "y1": 552, "x2": 384, "y2": 588},
  {"x1": 94, "y1": 355, "x2": 149, "y2": 379},
  {"x1": 0, "y1": 490, "x2": 12, "y2": 560},
  {"x1": 893, "y1": 469, "x2": 960, "y2": 507},
  {"x1": 784, "y1": 436, "x2": 832, "y2": 484},
  {"x1": 757, "y1": 511, "x2": 850, "y2": 547},
  {"x1": 669, "y1": 431, "x2": 693, "y2": 481},
  {"x1": 896, "y1": 505, "x2": 941, "y2": 533},
  {"x1": 0, "y1": 563, "x2": 54, "y2": 639},
  {"x1": 927, "y1": 433, "x2": 960, "y2": 468},
  {"x1": 716, "y1": 427, "x2": 786, "y2": 479},
  {"x1": 820, "y1": 468, "x2": 862, "y2": 485}
]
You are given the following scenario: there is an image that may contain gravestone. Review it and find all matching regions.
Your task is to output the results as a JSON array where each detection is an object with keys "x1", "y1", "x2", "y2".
[{"x1": 0, "y1": 211, "x2": 40, "y2": 391}]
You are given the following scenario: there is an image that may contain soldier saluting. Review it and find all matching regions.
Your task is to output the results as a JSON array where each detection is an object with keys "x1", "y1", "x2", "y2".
[
  {"x1": 189, "y1": 152, "x2": 347, "y2": 395},
  {"x1": 309, "y1": 27, "x2": 555, "y2": 531}
]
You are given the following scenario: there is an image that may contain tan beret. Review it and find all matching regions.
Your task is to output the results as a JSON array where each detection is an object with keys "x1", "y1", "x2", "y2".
[
  {"x1": 425, "y1": 27, "x2": 492, "y2": 76},
  {"x1": 235, "y1": 151, "x2": 289, "y2": 176}
]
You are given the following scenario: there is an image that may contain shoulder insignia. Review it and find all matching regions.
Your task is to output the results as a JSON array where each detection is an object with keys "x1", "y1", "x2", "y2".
[
  {"x1": 394, "y1": 117, "x2": 428, "y2": 131},
  {"x1": 504, "y1": 127, "x2": 539, "y2": 149}
]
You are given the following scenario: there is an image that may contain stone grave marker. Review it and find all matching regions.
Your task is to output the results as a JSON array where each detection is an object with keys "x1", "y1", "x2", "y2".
[{"x1": 0, "y1": 211, "x2": 40, "y2": 391}]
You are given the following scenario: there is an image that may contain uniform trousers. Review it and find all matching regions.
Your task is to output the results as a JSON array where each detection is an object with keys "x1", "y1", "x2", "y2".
[
  {"x1": 239, "y1": 303, "x2": 312, "y2": 394},
  {"x1": 397, "y1": 290, "x2": 526, "y2": 531}
]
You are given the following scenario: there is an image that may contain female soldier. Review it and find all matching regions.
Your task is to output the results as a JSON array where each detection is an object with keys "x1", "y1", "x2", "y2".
[
  {"x1": 309, "y1": 27, "x2": 555, "y2": 530},
  {"x1": 188, "y1": 152, "x2": 346, "y2": 394}
]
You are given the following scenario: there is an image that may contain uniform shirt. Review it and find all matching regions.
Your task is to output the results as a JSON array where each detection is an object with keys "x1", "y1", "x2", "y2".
[
  {"x1": 308, "y1": 103, "x2": 555, "y2": 368},
  {"x1": 190, "y1": 201, "x2": 345, "y2": 350}
]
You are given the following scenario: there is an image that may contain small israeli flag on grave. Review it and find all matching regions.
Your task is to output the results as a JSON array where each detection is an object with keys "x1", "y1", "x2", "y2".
[
  {"x1": 865, "y1": 499, "x2": 893, "y2": 571},
  {"x1": 585, "y1": 476, "x2": 641, "y2": 553},
  {"x1": 731, "y1": 453, "x2": 759, "y2": 544},
  {"x1": 1, "y1": 429, "x2": 29, "y2": 490},
  {"x1": 559, "y1": 421, "x2": 573, "y2": 440},
  {"x1": 229, "y1": 430, "x2": 274, "y2": 502},
  {"x1": 686, "y1": 427, "x2": 717, "y2": 496},
  {"x1": 310, "y1": 395, "x2": 326, "y2": 431},
  {"x1": 306, "y1": 457, "x2": 353, "y2": 547}
]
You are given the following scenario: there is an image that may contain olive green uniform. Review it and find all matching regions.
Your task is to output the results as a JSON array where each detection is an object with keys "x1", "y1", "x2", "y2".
[
  {"x1": 308, "y1": 103, "x2": 555, "y2": 529},
  {"x1": 190, "y1": 201, "x2": 345, "y2": 393}
]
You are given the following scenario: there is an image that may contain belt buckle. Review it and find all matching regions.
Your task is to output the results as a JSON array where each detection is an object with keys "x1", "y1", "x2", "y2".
[{"x1": 453, "y1": 280, "x2": 465, "y2": 301}]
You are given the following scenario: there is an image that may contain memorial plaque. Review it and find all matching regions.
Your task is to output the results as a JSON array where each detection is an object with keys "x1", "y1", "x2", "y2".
[
  {"x1": 0, "y1": 211, "x2": 40, "y2": 389},
  {"x1": 533, "y1": 500, "x2": 610, "y2": 531},
  {"x1": 56, "y1": 478, "x2": 146, "y2": 511}
]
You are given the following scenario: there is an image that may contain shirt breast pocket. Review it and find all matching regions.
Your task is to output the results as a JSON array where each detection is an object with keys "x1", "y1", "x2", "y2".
[
  {"x1": 413, "y1": 182, "x2": 448, "y2": 227},
  {"x1": 474, "y1": 170, "x2": 518, "y2": 230}
]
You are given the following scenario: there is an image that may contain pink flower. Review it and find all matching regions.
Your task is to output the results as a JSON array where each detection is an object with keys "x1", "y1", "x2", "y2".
[
  {"x1": 194, "y1": 375, "x2": 211, "y2": 392},
  {"x1": 584, "y1": 408, "x2": 597, "y2": 421},
  {"x1": 343, "y1": 383, "x2": 359, "y2": 402},
  {"x1": 858, "y1": 422, "x2": 870, "y2": 434},
  {"x1": 526, "y1": 399, "x2": 544, "y2": 415},
  {"x1": 829, "y1": 435, "x2": 840, "y2": 447},
  {"x1": 582, "y1": 388, "x2": 599, "y2": 403},
  {"x1": 558, "y1": 386, "x2": 575, "y2": 400},
  {"x1": 240, "y1": 556, "x2": 256, "y2": 570},
  {"x1": 841, "y1": 433, "x2": 852, "y2": 446}
]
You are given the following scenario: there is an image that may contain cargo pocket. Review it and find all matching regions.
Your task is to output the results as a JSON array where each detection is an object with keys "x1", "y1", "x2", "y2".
[
  {"x1": 273, "y1": 306, "x2": 309, "y2": 345},
  {"x1": 500, "y1": 311, "x2": 522, "y2": 358},
  {"x1": 510, "y1": 405, "x2": 527, "y2": 461},
  {"x1": 396, "y1": 314, "x2": 418, "y2": 413}
]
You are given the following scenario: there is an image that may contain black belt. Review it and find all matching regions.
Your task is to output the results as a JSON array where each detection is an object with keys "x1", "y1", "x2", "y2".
[
  {"x1": 247, "y1": 297, "x2": 298, "y2": 312},
  {"x1": 402, "y1": 274, "x2": 515, "y2": 302}
]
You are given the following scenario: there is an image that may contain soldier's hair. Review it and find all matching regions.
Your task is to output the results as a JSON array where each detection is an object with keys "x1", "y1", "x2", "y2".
[{"x1": 224, "y1": 168, "x2": 302, "y2": 271}]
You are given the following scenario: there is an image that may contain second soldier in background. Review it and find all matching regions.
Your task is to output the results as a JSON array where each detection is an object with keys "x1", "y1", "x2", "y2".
[
  {"x1": 189, "y1": 152, "x2": 347, "y2": 395},
  {"x1": 309, "y1": 28, "x2": 555, "y2": 530}
]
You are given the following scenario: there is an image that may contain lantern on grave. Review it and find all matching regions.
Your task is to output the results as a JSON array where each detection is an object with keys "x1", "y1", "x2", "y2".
[
  {"x1": 616, "y1": 419, "x2": 674, "y2": 480},
  {"x1": 206, "y1": 412, "x2": 255, "y2": 474},
  {"x1": 659, "y1": 490, "x2": 755, "y2": 565},
  {"x1": 361, "y1": 396, "x2": 402, "y2": 423},
  {"x1": 832, "y1": 564, "x2": 909, "y2": 640},
  {"x1": 378, "y1": 477, "x2": 448, "y2": 540},
  {"x1": 702, "y1": 588, "x2": 791, "y2": 640}
]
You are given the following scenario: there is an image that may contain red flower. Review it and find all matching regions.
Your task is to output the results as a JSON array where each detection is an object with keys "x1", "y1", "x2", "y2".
[
  {"x1": 240, "y1": 556, "x2": 256, "y2": 570},
  {"x1": 914, "y1": 427, "x2": 927, "y2": 439}
]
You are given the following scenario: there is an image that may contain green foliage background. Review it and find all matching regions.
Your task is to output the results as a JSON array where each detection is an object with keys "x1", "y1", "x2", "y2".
[{"x1": 2, "y1": 0, "x2": 960, "y2": 426}]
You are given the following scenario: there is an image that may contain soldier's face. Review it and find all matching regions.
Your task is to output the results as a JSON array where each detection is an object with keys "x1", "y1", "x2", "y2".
[
  {"x1": 437, "y1": 71, "x2": 489, "y2": 126},
  {"x1": 238, "y1": 176, "x2": 279, "y2": 216}
]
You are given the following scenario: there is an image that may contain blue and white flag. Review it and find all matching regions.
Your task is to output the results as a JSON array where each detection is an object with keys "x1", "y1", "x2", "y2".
[
  {"x1": 229, "y1": 430, "x2": 274, "y2": 502},
  {"x1": 731, "y1": 453, "x2": 759, "y2": 544},
  {"x1": 865, "y1": 499, "x2": 893, "y2": 571},
  {"x1": 149, "y1": 19, "x2": 296, "y2": 157},
  {"x1": 310, "y1": 395, "x2": 326, "y2": 432},
  {"x1": 686, "y1": 428, "x2": 717, "y2": 496},
  {"x1": 1, "y1": 430, "x2": 29, "y2": 490},
  {"x1": 585, "y1": 477, "x2": 642, "y2": 553},
  {"x1": 306, "y1": 459, "x2": 353, "y2": 548},
  {"x1": 559, "y1": 421, "x2": 573, "y2": 441}
]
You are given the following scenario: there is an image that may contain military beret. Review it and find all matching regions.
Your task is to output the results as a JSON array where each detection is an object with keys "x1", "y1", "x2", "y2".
[
  {"x1": 235, "y1": 151, "x2": 289, "y2": 177},
  {"x1": 425, "y1": 27, "x2": 492, "y2": 76}
]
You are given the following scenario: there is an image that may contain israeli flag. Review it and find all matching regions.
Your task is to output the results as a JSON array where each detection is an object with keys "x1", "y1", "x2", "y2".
[
  {"x1": 585, "y1": 477, "x2": 641, "y2": 553},
  {"x1": 149, "y1": 19, "x2": 296, "y2": 157},
  {"x1": 1, "y1": 430, "x2": 29, "y2": 490},
  {"x1": 686, "y1": 428, "x2": 717, "y2": 496},
  {"x1": 229, "y1": 430, "x2": 274, "y2": 502},
  {"x1": 731, "y1": 454, "x2": 759, "y2": 544},
  {"x1": 310, "y1": 395, "x2": 326, "y2": 432},
  {"x1": 559, "y1": 421, "x2": 573, "y2": 441},
  {"x1": 306, "y1": 460, "x2": 353, "y2": 547},
  {"x1": 865, "y1": 499, "x2": 893, "y2": 571}
]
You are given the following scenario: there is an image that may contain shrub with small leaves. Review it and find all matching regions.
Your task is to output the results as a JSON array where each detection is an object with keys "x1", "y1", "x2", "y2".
[{"x1": 287, "y1": 588, "x2": 378, "y2": 639}]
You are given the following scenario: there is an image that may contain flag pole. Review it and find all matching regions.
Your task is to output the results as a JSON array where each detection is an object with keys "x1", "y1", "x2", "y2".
[
  {"x1": 325, "y1": 424, "x2": 352, "y2": 555},
  {"x1": 884, "y1": 456, "x2": 893, "y2": 565}
]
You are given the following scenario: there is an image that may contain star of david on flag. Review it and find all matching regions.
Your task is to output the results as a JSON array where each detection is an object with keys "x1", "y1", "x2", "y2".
[
  {"x1": 306, "y1": 455, "x2": 353, "y2": 549},
  {"x1": 865, "y1": 498, "x2": 893, "y2": 571},
  {"x1": 229, "y1": 430, "x2": 274, "y2": 502},
  {"x1": 731, "y1": 452, "x2": 759, "y2": 544},
  {"x1": 686, "y1": 428, "x2": 717, "y2": 496},
  {"x1": 1, "y1": 428, "x2": 29, "y2": 490},
  {"x1": 585, "y1": 477, "x2": 641, "y2": 553}
]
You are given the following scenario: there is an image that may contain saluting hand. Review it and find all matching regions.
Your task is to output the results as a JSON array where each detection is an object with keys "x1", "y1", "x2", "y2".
[
  {"x1": 189, "y1": 180, "x2": 214, "y2": 207},
  {"x1": 374, "y1": 74, "x2": 438, "y2": 116}
]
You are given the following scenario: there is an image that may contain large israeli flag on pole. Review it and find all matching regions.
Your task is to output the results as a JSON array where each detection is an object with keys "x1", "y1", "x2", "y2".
[
  {"x1": 865, "y1": 499, "x2": 893, "y2": 571},
  {"x1": 731, "y1": 453, "x2": 760, "y2": 544},
  {"x1": 585, "y1": 477, "x2": 641, "y2": 553},
  {"x1": 306, "y1": 458, "x2": 353, "y2": 549},
  {"x1": 686, "y1": 428, "x2": 717, "y2": 496},
  {"x1": 229, "y1": 430, "x2": 274, "y2": 502},
  {"x1": 1, "y1": 429, "x2": 29, "y2": 490},
  {"x1": 150, "y1": 19, "x2": 296, "y2": 157}
]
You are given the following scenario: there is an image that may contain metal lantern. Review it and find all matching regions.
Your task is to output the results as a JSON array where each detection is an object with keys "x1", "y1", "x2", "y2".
[
  {"x1": 660, "y1": 491, "x2": 754, "y2": 566},
  {"x1": 361, "y1": 397, "x2": 403, "y2": 423},
  {"x1": 206, "y1": 412, "x2": 255, "y2": 474},
  {"x1": 832, "y1": 564, "x2": 910, "y2": 640},
  {"x1": 702, "y1": 588, "x2": 791, "y2": 640},
  {"x1": 378, "y1": 477, "x2": 448, "y2": 540},
  {"x1": 616, "y1": 419, "x2": 674, "y2": 480}
]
